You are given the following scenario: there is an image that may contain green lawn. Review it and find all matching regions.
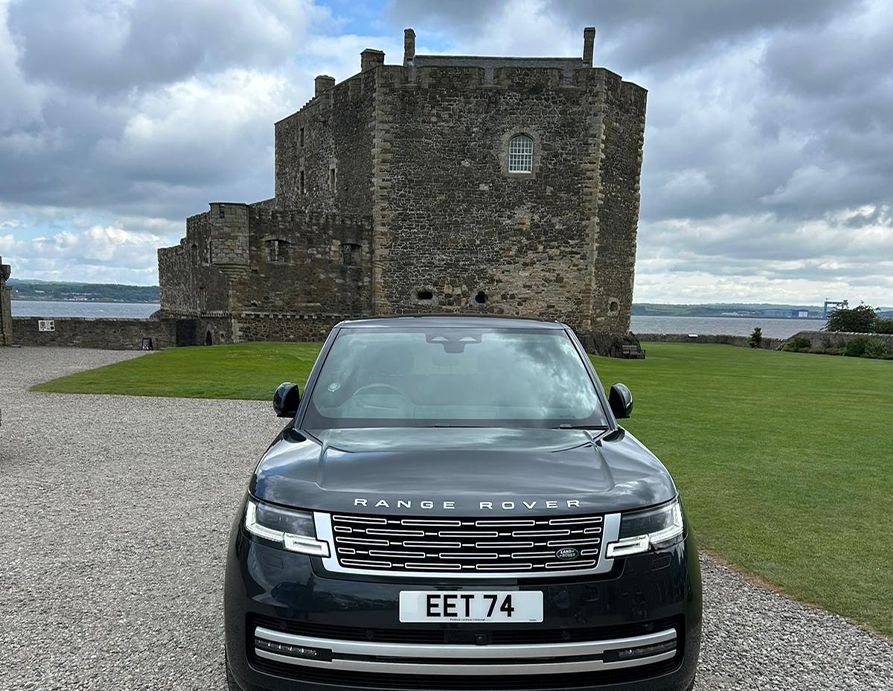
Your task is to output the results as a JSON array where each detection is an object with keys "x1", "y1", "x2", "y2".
[
  {"x1": 33, "y1": 342, "x2": 893, "y2": 637},
  {"x1": 32, "y1": 342, "x2": 323, "y2": 400}
]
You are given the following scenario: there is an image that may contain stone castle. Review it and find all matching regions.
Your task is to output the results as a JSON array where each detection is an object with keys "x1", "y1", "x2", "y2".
[{"x1": 157, "y1": 28, "x2": 647, "y2": 349}]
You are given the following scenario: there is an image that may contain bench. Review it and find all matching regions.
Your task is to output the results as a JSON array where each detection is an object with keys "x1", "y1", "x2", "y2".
[{"x1": 620, "y1": 344, "x2": 646, "y2": 359}]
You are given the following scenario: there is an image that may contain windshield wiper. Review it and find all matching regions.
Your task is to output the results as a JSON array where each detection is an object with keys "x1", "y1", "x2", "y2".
[{"x1": 553, "y1": 424, "x2": 607, "y2": 430}]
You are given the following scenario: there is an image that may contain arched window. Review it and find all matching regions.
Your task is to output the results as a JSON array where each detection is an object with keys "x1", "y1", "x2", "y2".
[
  {"x1": 266, "y1": 238, "x2": 290, "y2": 263},
  {"x1": 508, "y1": 134, "x2": 534, "y2": 173}
]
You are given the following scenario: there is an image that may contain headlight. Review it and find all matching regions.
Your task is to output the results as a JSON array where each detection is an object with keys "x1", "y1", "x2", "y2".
[
  {"x1": 606, "y1": 498, "x2": 684, "y2": 558},
  {"x1": 244, "y1": 499, "x2": 330, "y2": 557}
]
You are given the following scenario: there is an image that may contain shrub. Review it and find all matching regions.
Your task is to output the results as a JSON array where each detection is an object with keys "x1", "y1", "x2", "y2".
[
  {"x1": 875, "y1": 318, "x2": 893, "y2": 334},
  {"x1": 749, "y1": 327, "x2": 763, "y2": 348},
  {"x1": 784, "y1": 335, "x2": 812, "y2": 352},
  {"x1": 810, "y1": 346, "x2": 845, "y2": 356},
  {"x1": 825, "y1": 304, "x2": 878, "y2": 333},
  {"x1": 864, "y1": 339, "x2": 889, "y2": 359},
  {"x1": 844, "y1": 337, "x2": 870, "y2": 357}
]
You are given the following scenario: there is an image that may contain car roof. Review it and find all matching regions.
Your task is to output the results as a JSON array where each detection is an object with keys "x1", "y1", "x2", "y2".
[{"x1": 337, "y1": 314, "x2": 567, "y2": 330}]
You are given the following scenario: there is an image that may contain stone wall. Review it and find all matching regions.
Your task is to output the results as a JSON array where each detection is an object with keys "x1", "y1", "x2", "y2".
[
  {"x1": 12, "y1": 317, "x2": 180, "y2": 350},
  {"x1": 158, "y1": 205, "x2": 373, "y2": 318},
  {"x1": 157, "y1": 209, "x2": 232, "y2": 316},
  {"x1": 635, "y1": 333, "x2": 785, "y2": 349},
  {"x1": 231, "y1": 313, "x2": 347, "y2": 342},
  {"x1": 370, "y1": 63, "x2": 645, "y2": 336},
  {"x1": 0, "y1": 256, "x2": 11, "y2": 347},
  {"x1": 787, "y1": 330, "x2": 893, "y2": 351},
  {"x1": 275, "y1": 69, "x2": 376, "y2": 215},
  {"x1": 590, "y1": 75, "x2": 647, "y2": 335}
]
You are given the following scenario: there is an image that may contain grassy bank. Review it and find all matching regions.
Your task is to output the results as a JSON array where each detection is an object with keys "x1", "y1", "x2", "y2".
[{"x1": 33, "y1": 342, "x2": 893, "y2": 637}]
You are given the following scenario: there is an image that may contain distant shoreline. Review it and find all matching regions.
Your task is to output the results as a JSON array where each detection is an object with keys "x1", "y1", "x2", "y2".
[
  {"x1": 10, "y1": 301, "x2": 823, "y2": 338},
  {"x1": 12, "y1": 298, "x2": 158, "y2": 304}
]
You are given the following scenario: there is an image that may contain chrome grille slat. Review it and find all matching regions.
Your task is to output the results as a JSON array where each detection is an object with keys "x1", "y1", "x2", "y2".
[{"x1": 332, "y1": 512, "x2": 603, "y2": 574}]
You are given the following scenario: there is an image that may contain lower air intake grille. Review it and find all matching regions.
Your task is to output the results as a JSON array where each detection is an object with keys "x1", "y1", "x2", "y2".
[
  {"x1": 331, "y1": 513, "x2": 603, "y2": 574},
  {"x1": 250, "y1": 657, "x2": 682, "y2": 690}
]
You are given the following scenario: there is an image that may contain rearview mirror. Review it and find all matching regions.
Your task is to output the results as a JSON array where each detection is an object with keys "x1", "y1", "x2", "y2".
[
  {"x1": 608, "y1": 383, "x2": 633, "y2": 419},
  {"x1": 273, "y1": 382, "x2": 301, "y2": 418}
]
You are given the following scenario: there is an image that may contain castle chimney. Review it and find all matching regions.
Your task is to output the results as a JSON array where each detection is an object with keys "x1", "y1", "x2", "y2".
[
  {"x1": 403, "y1": 28, "x2": 416, "y2": 66},
  {"x1": 315, "y1": 75, "x2": 335, "y2": 96},
  {"x1": 583, "y1": 27, "x2": 596, "y2": 66},
  {"x1": 361, "y1": 49, "x2": 385, "y2": 72}
]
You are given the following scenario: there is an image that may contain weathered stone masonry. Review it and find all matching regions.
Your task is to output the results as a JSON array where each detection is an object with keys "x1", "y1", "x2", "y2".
[
  {"x1": 0, "y1": 256, "x2": 12, "y2": 347},
  {"x1": 158, "y1": 28, "x2": 647, "y2": 350}
]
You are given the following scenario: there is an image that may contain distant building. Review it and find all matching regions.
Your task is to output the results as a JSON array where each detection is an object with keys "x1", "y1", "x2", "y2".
[{"x1": 158, "y1": 27, "x2": 647, "y2": 350}]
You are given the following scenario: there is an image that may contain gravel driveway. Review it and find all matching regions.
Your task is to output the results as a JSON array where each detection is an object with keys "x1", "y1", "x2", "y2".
[{"x1": 1, "y1": 347, "x2": 891, "y2": 690}]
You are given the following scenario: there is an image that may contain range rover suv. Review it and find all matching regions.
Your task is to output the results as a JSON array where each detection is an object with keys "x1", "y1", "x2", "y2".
[{"x1": 224, "y1": 316, "x2": 702, "y2": 691}]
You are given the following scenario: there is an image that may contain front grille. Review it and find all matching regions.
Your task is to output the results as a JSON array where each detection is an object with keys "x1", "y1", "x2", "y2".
[{"x1": 331, "y1": 513, "x2": 603, "y2": 574}]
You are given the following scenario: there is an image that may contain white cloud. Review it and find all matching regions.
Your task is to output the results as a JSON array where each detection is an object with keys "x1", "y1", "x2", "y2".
[
  {"x1": 4, "y1": 224, "x2": 170, "y2": 283},
  {"x1": 95, "y1": 69, "x2": 289, "y2": 188}
]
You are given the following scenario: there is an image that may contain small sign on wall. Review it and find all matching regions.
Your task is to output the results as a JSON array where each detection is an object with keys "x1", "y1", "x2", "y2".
[{"x1": 38, "y1": 319, "x2": 55, "y2": 332}]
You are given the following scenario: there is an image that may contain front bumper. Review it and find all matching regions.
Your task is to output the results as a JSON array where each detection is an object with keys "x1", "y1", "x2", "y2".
[{"x1": 224, "y1": 513, "x2": 702, "y2": 691}]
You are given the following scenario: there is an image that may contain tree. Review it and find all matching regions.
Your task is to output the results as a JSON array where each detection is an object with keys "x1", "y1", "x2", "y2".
[
  {"x1": 825, "y1": 304, "x2": 877, "y2": 333},
  {"x1": 874, "y1": 318, "x2": 893, "y2": 334},
  {"x1": 749, "y1": 327, "x2": 763, "y2": 348}
]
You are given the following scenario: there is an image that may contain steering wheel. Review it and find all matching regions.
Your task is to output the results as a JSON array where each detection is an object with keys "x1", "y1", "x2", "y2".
[{"x1": 350, "y1": 383, "x2": 414, "y2": 410}]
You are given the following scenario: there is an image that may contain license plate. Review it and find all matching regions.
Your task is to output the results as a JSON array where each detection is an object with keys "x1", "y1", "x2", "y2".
[{"x1": 399, "y1": 591, "x2": 543, "y2": 623}]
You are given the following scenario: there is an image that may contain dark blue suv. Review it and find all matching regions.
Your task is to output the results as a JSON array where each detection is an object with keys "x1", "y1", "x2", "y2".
[{"x1": 225, "y1": 316, "x2": 701, "y2": 691}]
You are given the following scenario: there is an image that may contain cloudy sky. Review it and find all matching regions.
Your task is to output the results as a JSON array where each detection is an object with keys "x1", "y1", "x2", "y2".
[{"x1": 1, "y1": 0, "x2": 891, "y2": 305}]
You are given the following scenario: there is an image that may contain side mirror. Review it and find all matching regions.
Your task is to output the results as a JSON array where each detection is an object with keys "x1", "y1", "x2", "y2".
[
  {"x1": 273, "y1": 382, "x2": 301, "y2": 418},
  {"x1": 608, "y1": 383, "x2": 633, "y2": 419}
]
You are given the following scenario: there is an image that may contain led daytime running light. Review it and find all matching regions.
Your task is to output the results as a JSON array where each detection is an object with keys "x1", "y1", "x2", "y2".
[
  {"x1": 606, "y1": 500, "x2": 684, "y2": 559},
  {"x1": 245, "y1": 500, "x2": 330, "y2": 557}
]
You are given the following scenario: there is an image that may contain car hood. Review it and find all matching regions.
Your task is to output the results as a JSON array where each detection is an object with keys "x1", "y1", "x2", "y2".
[{"x1": 251, "y1": 427, "x2": 676, "y2": 516}]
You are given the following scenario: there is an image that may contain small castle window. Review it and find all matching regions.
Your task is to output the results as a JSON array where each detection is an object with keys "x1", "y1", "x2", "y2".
[
  {"x1": 267, "y1": 239, "x2": 290, "y2": 263},
  {"x1": 417, "y1": 289, "x2": 433, "y2": 301},
  {"x1": 300, "y1": 127, "x2": 305, "y2": 147},
  {"x1": 190, "y1": 243, "x2": 198, "y2": 266},
  {"x1": 608, "y1": 299, "x2": 620, "y2": 315},
  {"x1": 300, "y1": 170, "x2": 305, "y2": 195},
  {"x1": 475, "y1": 291, "x2": 488, "y2": 304},
  {"x1": 340, "y1": 242, "x2": 360, "y2": 266},
  {"x1": 330, "y1": 167, "x2": 337, "y2": 192},
  {"x1": 508, "y1": 134, "x2": 534, "y2": 173}
]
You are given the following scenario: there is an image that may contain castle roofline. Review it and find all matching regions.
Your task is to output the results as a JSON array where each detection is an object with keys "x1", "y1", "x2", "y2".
[{"x1": 412, "y1": 56, "x2": 587, "y2": 68}]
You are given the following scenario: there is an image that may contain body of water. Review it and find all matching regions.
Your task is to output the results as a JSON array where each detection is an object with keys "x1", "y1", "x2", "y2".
[
  {"x1": 11, "y1": 301, "x2": 823, "y2": 339},
  {"x1": 631, "y1": 315, "x2": 824, "y2": 339},
  {"x1": 12, "y1": 301, "x2": 159, "y2": 318}
]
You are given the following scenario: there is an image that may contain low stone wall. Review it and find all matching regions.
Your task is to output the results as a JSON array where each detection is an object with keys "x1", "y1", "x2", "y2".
[
  {"x1": 787, "y1": 330, "x2": 893, "y2": 350},
  {"x1": 634, "y1": 332, "x2": 784, "y2": 350},
  {"x1": 12, "y1": 317, "x2": 179, "y2": 350},
  {"x1": 232, "y1": 313, "x2": 350, "y2": 342}
]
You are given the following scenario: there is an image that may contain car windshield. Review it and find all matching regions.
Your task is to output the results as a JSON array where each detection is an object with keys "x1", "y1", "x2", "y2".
[{"x1": 302, "y1": 326, "x2": 608, "y2": 429}]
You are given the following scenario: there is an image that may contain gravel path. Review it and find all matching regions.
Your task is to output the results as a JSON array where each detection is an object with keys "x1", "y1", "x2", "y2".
[{"x1": 1, "y1": 347, "x2": 891, "y2": 690}]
